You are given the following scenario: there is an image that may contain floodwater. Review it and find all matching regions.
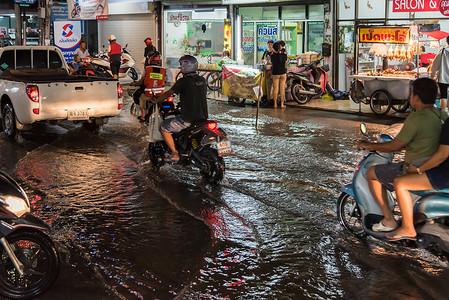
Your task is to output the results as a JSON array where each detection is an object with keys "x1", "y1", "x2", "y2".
[{"x1": 1, "y1": 95, "x2": 449, "y2": 299}]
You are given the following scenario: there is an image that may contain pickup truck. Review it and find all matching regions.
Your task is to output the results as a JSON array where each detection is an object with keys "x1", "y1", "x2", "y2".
[{"x1": 0, "y1": 46, "x2": 123, "y2": 139}]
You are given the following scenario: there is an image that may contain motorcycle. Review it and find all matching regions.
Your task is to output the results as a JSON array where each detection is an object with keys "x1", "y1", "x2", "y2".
[
  {"x1": 148, "y1": 104, "x2": 231, "y2": 183},
  {"x1": 337, "y1": 124, "x2": 449, "y2": 256},
  {"x1": 68, "y1": 57, "x2": 112, "y2": 77},
  {"x1": 0, "y1": 170, "x2": 60, "y2": 299},
  {"x1": 92, "y1": 44, "x2": 138, "y2": 81},
  {"x1": 287, "y1": 58, "x2": 336, "y2": 105}
]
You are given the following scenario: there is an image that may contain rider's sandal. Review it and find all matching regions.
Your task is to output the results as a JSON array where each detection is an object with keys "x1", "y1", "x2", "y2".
[
  {"x1": 164, "y1": 154, "x2": 180, "y2": 163},
  {"x1": 385, "y1": 232, "x2": 417, "y2": 241}
]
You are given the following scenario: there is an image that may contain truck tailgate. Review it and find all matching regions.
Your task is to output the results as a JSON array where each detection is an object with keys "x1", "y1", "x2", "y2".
[{"x1": 38, "y1": 81, "x2": 121, "y2": 120}]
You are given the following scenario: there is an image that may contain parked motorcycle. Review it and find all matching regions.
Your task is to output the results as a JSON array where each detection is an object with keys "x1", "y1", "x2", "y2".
[
  {"x1": 148, "y1": 104, "x2": 231, "y2": 183},
  {"x1": 92, "y1": 44, "x2": 138, "y2": 81},
  {"x1": 68, "y1": 57, "x2": 112, "y2": 77},
  {"x1": 287, "y1": 58, "x2": 336, "y2": 104},
  {"x1": 337, "y1": 124, "x2": 449, "y2": 256},
  {"x1": 0, "y1": 170, "x2": 60, "y2": 299}
]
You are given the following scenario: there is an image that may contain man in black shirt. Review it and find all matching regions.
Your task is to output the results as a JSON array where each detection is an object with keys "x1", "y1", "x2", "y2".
[{"x1": 153, "y1": 55, "x2": 208, "y2": 162}]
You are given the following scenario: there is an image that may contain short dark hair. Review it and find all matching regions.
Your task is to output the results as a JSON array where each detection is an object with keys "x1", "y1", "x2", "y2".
[
  {"x1": 267, "y1": 40, "x2": 274, "y2": 44},
  {"x1": 412, "y1": 77, "x2": 437, "y2": 104},
  {"x1": 273, "y1": 42, "x2": 281, "y2": 51},
  {"x1": 279, "y1": 40, "x2": 286, "y2": 47}
]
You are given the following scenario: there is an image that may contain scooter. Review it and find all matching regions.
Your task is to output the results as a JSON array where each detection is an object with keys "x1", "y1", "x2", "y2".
[
  {"x1": 337, "y1": 124, "x2": 449, "y2": 256},
  {"x1": 148, "y1": 104, "x2": 232, "y2": 183},
  {"x1": 0, "y1": 170, "x2": 60, "y2": 299},
  {"x1": 287, "y1": 58, "x2": 336, "y2": 104},
  {"x1": 68, "y1": 57, "x2": 112, "y2": 77},
  {"x1": 92, "y1": 44, "x2": 138, "y2": 81}
]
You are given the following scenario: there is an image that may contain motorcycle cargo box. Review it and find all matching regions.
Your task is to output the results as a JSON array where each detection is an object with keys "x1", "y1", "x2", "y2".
[{"x1": 144, "y1": 66, "x2": 166, "y2": 97}]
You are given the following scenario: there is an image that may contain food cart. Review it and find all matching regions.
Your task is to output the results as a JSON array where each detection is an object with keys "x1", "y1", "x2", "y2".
[{"x1": 349, "y1": 25, "x2": 430, "y2": 115}]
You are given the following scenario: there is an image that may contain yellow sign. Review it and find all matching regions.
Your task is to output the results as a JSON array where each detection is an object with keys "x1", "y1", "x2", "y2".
[
  {"x1": 359, "y1": 27, "x2": 410, "y2": 44},
  {"x1": 149, "y1": 73, "x2": 163, "y2": 80},
  {"x1": 224, "y1": 19, "x2": 232, "y2": 53}
]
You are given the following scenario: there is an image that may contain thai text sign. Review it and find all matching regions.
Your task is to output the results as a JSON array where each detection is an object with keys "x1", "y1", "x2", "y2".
[
  {"x1": 359, "y1": 27, "x2": 410, "y2": 44},
  {"x1": 167, "y1": 12, "x2": 192, "y2": 23},
  {"x1": 67, "y1": 0, "x2": 108, "y2": 20},
  {"x1": 392, "y1": 0, "x2": 439, "y2": 12},
  {"x1": 54, "y1": 21, "x2": 81, "y2": 62}
]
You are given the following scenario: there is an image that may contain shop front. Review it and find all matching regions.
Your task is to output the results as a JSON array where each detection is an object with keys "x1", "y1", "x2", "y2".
[
  {"x1": 336, "y1": 0, "x2": 449, "y2": 95},
  {"x1": 162, "y1": 6, "x2": 228, "y2": 78},
  {"x1": 236, "y1": 4, "x2": 326, "y2": 66}
]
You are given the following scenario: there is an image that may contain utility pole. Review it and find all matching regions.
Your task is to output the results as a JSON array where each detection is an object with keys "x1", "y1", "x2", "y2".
[
  {"x1": 38, "y1": 0, "x2": 51, "y2": 45},
  {"x1": 14, "y1": 3, "x2": 22, "y2": 45}
]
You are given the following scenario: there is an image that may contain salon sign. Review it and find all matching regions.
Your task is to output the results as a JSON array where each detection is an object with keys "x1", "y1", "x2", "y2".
[
  {"x1": 359, "y1": 27, "x2": 410, "y2": 44},
  {"x1": 167, "y1": 12, "x2": 192, "y2": 23}
]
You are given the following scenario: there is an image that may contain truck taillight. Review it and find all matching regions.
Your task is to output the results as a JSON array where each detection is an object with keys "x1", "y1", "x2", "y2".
[
  {"x1": 26, "y1": 85, "x2": 39, "y2": 102},
  {"x1": 118, "y1": 104, "x2": 123, "y2": 109},
  {"x1": 117, "y1": 83, "x2": 123, "y2": 98}
]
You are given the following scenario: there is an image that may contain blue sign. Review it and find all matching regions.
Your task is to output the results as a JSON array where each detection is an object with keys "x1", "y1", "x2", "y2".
[{"x1": 14, "y1": 0, "x2": 37, "y2": 4}]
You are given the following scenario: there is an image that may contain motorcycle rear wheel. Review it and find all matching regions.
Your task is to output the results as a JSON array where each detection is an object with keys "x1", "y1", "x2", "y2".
[
  {"x1": 199, "y1": 147, "x2": 225, "y2": 183},
  {"x1": 0, "y1": 230, "x2": 60, "y2": 299},
  {"x1": 337, "y1": 192, "x2": 365, "y2": 237},
  {"x1": 291, "y1": 82, "x2": 311, "y2": 105}
]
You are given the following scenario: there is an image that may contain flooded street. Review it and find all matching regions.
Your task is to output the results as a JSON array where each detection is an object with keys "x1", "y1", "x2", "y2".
[{"x1": 1, "y1": 94, "x2": 449, "y2": 299}]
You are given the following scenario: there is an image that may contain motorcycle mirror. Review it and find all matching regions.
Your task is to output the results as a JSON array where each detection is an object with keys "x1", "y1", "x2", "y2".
[{"x1": 360, "y1": 123, "x2": 367, "y2": 136}]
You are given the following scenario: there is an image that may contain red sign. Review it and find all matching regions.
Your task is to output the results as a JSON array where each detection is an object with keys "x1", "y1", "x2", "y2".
[
  {"x1": 393, "y1": 0, "x2": 439, "y2": 12},
  {"x1": 440, "y1": 0, "x2": 449, "y2": 15}
]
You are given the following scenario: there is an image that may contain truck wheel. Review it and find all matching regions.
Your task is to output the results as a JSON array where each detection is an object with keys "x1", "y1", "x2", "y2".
[{"x1": 2, "y1": 103, "x2": 18, "y2": 140}]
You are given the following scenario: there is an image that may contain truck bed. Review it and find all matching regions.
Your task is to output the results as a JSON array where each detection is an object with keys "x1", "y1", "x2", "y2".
[{"x1": 0, "y1": 68, "x2": 116, "y2": 83}]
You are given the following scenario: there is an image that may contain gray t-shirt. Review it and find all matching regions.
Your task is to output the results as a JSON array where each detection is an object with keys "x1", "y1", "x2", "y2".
[{"x1": 74, "y1": 48, "x2": 90, "y2": 61}]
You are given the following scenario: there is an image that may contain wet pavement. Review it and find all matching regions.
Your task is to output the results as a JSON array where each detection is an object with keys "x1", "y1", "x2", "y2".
[{"x1": 0, "y1": 90, "x2": 448, "y2": 299}]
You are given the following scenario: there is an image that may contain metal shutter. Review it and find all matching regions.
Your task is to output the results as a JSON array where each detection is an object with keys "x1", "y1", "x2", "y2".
[{"x1": 98, "y1": 14, "x2": 156, "y2": 73}]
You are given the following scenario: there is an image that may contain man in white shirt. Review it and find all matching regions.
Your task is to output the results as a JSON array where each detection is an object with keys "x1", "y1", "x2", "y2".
[
  {"x1": 72, "y1": 41, "x2": 91, "y2": 72},
  {"x1": 431, "y1": 36, "x2": 449, "y2": 111}
]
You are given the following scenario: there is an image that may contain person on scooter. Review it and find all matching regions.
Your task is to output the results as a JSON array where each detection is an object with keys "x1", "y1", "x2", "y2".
[
  {"x1": 70, "y1": 41, "x2": 91, "y2": 74},
  {"x1": 151, "y1": 55, "x2": 208, "y2": 162},
  {"x1": 357, "y1": 78, "x2": 448, "y2": 232},
  {"x1": 107, "y1": 34, "x2": 122, "y2": 79},
  {"x1": 130, "y1": 51, "x2": 163, "y2": 121},
  {"x1": 386, "y1": 118, "x2": 449, "y2": 241}
]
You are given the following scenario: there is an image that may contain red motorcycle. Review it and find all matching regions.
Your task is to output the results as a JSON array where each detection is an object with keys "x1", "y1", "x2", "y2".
[{"x1": 287, "y1": 58, "x2": 336, "y2": 104}]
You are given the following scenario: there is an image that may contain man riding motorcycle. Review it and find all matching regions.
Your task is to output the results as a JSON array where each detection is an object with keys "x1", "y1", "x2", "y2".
[{"x1": 151, "y1": 55, "x2": 208, "y2": 162}]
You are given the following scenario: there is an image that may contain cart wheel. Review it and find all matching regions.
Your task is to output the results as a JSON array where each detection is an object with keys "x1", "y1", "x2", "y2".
[
  {"x1": 370, "y1": 90, "x2": 391, "y2": 115},
  {"x1": 391, "y1": 99, "x2": 410, "y2": 113}
]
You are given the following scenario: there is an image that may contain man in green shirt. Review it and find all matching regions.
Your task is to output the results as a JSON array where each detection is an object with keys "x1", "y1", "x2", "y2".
[{"x1": 357, "y1": 78, "x2": 448, "y2": 232}]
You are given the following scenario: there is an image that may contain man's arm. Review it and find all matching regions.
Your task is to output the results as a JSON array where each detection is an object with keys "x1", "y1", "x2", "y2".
[
  {"x1": 431, "y1": 50, "x2": 442, "y2": 79},
  {"x1": 153, "y1": 89, "x2": 174, "y2": 103},
  {"x1": 408, "y1": 144, "x2": 449, "y2": 173},
  {"x1": 357, "y1": 138, "x2": 407, "y2": 152}
]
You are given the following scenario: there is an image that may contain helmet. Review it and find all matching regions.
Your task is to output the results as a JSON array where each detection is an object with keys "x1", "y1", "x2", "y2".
[
  {"x1": 144, "y1": 38, "x2": 152, "y2": 46},
  {"x1": 179, "y1": 55, "x2": 198, "y2": 74},
  {"x1": 108, "y1": 34, "x2": 116, "y2": 42}
]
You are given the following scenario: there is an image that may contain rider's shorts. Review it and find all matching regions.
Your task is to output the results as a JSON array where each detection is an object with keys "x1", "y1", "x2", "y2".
[
  {"x1": 374, "y1": 162, "x2": 404, "y2": 191},
  {"x1": 160, "y1": 115, "x2": 190, "y2": 134},
  {"x1": 426, "y1": 166, "x2": 449, "y2": 189}
]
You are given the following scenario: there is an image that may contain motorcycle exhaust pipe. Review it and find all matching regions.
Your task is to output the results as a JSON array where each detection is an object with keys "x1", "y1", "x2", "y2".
[{"x1": 299, "y1": 90, "x2": 317, "y2": 95}]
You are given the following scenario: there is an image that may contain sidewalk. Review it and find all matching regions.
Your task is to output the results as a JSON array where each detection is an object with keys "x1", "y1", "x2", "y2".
[{"x1": 206, "y1": 91, "x2": 408, "y2": 120}]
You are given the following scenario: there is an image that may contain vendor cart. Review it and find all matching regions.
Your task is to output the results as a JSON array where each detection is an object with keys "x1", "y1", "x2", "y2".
[{"x1": 349, "y1": 25, "x2": 426, "y2": 115}]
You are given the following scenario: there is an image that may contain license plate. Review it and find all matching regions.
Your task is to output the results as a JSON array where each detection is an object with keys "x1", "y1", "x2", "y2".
[
  {"x1": 216, "y1": 140, "x2": 232, "y2": 156},
  {"x1": 68, "y1": 109, "x2": 89, "y2": 120}
]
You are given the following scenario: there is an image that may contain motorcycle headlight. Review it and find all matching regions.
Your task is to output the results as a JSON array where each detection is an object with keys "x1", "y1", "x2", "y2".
[{"x1": 1, "y1": 196, "x2": 30, "y2": 217}]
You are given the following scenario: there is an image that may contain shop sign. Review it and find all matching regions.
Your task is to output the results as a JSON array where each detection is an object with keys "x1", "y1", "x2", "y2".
[
  {"x1": 14, "y1": 0, "x2": 37, "y2": 3},
  {"x1": 53, "y1": 21, "x2": 81, "y2": 62},
  {"x1": 440, "y1": 0, "x2": 449, "y2": 16},
  {"x1": 359, "y1": 27, "x2": 410, "y2": 44},
  {"x1": 167, "y1": 12, "x2": 192, "y2": 23},
  {"x1": 257, "y1": 25, "x2": 278, "y2": 38},
  {"x1": 67, "y1": 0, "x2": 108, "y2": 20},
  {"x1": 392, "y1": 0, "x2": 439, "y2": 12}
]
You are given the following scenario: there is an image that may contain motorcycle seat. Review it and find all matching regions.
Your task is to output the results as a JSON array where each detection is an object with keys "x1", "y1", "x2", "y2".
[{"x1": 411, "y1": 187, "x2": 449, "y2": 196}]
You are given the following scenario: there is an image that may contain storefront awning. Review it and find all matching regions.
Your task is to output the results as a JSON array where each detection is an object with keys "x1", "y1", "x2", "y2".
[{"x1": 419, "y1": 30, "x2": 449, "y2": 40}]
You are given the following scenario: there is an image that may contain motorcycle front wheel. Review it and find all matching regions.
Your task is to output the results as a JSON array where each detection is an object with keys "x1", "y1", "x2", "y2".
[
  {"x1": 148, "y1": 141, "x2": 167, "y2": 168},
  {"x1": 0, "y1": 230, "x2": 60, "y2": 299},
  {"x1": 337, "y1": 192, "x2": 365, "y2": 237},
  {"x1": 199, "y1": 147, "x2": 225, "y2": 183}
]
